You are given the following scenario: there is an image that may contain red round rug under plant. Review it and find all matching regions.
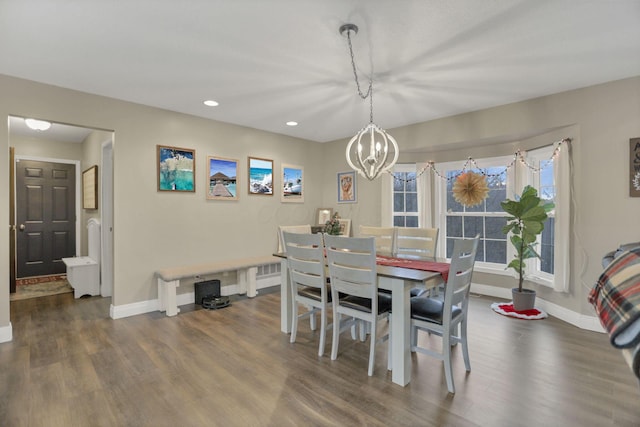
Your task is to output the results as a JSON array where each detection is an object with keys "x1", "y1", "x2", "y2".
[{"x1": 490, "y1": 302, "x2": 548, "y2": 320}]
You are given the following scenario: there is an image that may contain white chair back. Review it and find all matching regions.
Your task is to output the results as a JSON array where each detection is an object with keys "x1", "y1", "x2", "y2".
[
  {"x1": 277, "y1": 224, "x2": 311, "y2": 253},
  {"x1": 359, "y1": 225, "x2": 396, "y2": 257},
  {"x1": 395, "y1": 227, "x2": 438, "y2": 260}
]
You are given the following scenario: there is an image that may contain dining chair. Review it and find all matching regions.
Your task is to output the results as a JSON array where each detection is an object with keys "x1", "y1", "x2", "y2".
[
  {"x1": 359, "y1": 225, "x2": 396, "y2": 257},
  {"x1": 283, "y1": 231, "x2": 331, "y2": 357},
  {"x1": 395, "y1": 227, "x2": 440, "y2": 297},
  {"x1": 324, "y1": 234, "x2": 392, "y2": 376},
  {"x1": 410, "y1": 235, "x2": 479, "y2": 394},
  {"x1": 277, "y1": 224, "x2": 312, "y2": 253},
  {"x1": 395, "y1": 227, "x2": 438, "y2": 260}
]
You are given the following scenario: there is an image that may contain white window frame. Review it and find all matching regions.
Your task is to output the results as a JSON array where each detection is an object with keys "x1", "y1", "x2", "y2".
[
  {"x1": 518, "y1": 146, "x2": 556, "y2": 288},
  {"x1": 391, "y1": 164, "x2": 421, "y2": 227}
]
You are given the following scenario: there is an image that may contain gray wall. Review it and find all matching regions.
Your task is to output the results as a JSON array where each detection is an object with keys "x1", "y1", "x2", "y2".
[{"x1": 1, "y1": 74, "x2": 639, "y2": 340}]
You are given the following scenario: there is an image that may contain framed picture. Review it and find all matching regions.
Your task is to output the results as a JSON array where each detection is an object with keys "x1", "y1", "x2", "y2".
[
  {"x1": 282, "y1": 164, "x2": 304, "y2": 202},
  {"x1": 316, "y1": 208, "x2": 333, "y2": 225},
  {"x1": 248, "y1": 157, "x2": 273, "y2": 195},
  {"x1": 337, "y1": 171, "x2": 357, "y2": 203},
  {"x1": 207, "y1": 156, "x2": 238, "y2": 200},
  {"x1": 630, "y1": 137, "x2": 640, "y2": 197},
  {"x1": 82, "y1": 165, "x2": 98, "y2": 210},
  {"x1": 157, "y1": 145, "x2": 195, "y2": 192}
]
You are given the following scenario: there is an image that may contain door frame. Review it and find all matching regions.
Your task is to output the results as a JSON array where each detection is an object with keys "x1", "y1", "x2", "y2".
[
  {"x1": 101, "y1": 138, "x2": 114, "y2": 297},
  {"x1": 13, "y1": 156, "x2": 82, "y2": 270}
]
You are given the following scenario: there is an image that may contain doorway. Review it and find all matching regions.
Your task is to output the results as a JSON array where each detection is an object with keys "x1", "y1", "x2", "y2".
[{"x1": 8, "y1": 116, "x2": 114, "y2": 309}]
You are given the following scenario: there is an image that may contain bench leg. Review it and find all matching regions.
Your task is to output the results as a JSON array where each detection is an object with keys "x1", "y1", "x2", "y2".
[
  {"x1": 237, "y1": 267, "x2": 258, "y2": 298},
  {"x1": 157, "y1": 278, "x2": 180, "y2": 317}
]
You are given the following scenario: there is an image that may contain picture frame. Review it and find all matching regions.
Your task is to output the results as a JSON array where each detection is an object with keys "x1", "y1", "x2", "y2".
[
  {"x1": 316, "y1": 208, "x2": 333, "y2": 225},
  {"x1": 157, "y1": 145, "x2": 195, "y2": 192},
  {"x1": 82, "y1": 165, "x2": 98, "y2": 210},
  {"x1": 207, "y1": 156, "x2": 239, "y2": 200},
  {"x1": 281, "y1": 164, "x2": 304, "y2": 203},
  {"x1": 630, "y1": 137, "x2": 640, "y2": 197},
  {"x1": 248, "y1": 157, "x2": 273, "y2": 195},
  {"x1": 337, "y1": 171, "x2": 357, "y2": 203}
]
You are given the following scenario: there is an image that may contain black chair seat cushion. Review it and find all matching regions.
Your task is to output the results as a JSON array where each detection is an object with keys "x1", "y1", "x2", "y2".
[
  {"x1": 410, "y1": 296, "x2": 461, "y2": 325},
  {"x1": 298, "y1": 286, "x2": 331, "y2": 302},
  {"x1": 341, "y1": 292, "x2": 392, "y2": 314},
  {"x1": 410, "y1": 287, "x2": 428, "y2": 297}
]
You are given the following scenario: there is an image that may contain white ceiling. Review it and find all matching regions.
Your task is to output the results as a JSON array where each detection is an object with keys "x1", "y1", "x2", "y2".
[{"x1": 1, "y1": 0, "x2": 639, "y2": 143}]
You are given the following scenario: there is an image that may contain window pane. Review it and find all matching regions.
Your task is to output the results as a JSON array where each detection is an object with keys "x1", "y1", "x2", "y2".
[
  {"x1": 541, "y1": 217, "x2": 555, "y2": 274},
  {"x1": 393, "y1": 173, "x2": 405, "y2": 191},
  {"x1": 463, "y1": 216, "x2": 483, "y2": 238},
  {"x1": 446, "y1": 238, "x2": 455, "y2": 258},
  {"x1": 405, "y1": 193, "x2": 417, "y2": 212},
  {"x1": 405, "y1": 173, "x2": 417, "y2": 192},
  {"x1": 393, "y1": 216, "x2": 405, "y2": 227},
  {"x1": 405, "y1": 216, "x2": 418, "y2": 227},
  {"x1": 394, "y1": 193, "x2": 404, "y2": 212},
  {"x1": 486, "y1": 240, "x2": 507, "y2": 264},
  {"x1": 486, "y1": 187, "x2": 506, "y2": 212},
  {"x1": 485, "y1": 217, "x2": 507, "y2": 239},
  {"x1": 475, "y1": 239, "x2": 486, "y2": 262},
  {"x1": 447, "y1": 191, "x2": 464, "y2": 212},
  {"x1": 447, "y1": 216, "x2": 462, "y2": 238}
]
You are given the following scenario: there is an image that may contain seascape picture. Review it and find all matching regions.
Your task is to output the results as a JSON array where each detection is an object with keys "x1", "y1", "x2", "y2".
[
  {"x1": 207, "y1": 156, "x2": 238, "y2": 200},
  {"x1": 248, "y1": 157, "x2": 273, "y2": 195},
  {"x1": 282, "y1": 164, "x2": 303, "y2": 202},
  {"x1": 157, "y1": 145, "x2": 195, "y2": 192}
]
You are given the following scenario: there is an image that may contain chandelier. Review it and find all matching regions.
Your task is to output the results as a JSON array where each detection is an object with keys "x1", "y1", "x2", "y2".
[{"x1": 340, "y1": 23, "x2": 399, "y2": 181}]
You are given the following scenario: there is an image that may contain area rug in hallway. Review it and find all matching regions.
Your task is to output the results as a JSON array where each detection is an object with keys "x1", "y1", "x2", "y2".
[
  {"x1": 490, "y1": 302, "x2": 548, "y2": 320},
  {"x1": 11, "y1": 275, "x2": 73, "y2": 301}
]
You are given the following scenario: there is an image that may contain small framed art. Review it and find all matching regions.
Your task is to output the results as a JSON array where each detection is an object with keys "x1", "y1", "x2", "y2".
[
  {"x1": 282, "y1": 164, "x2": 304, "y2": 202},
  {"x1": 157, "y1": 145, "x2": 195, "y2": 192},
  {"x1": 337, "y1": 171, "x2": 356, "y2": 203},
  {"x1": 82, "y1": 165, "x2": 98, "y2": 210},
  {"x1": 207, "y1": 156, "x2": 238, "y2": 200},
  {"x1": 248, "y1": 157, "x2": 273, "y2": 195},
  {"x1": 316, "y1": 208, "x2": 333, "y2": 225}
]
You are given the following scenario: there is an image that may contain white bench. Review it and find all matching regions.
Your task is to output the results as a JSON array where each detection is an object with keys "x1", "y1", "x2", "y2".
[{"x1": 155, "y1": 255, "x2": 278, "y2": 316}]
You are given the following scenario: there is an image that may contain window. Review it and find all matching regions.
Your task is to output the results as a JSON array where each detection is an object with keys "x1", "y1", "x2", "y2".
[
  {"x1": 434, "y1": 144, "x2": 567, "y2": 289},
  {"x1": 437, "y1": 156, "x2": 514, "y2": 269},
  {"x1": 393, "y1": 164, "x2": 419, "y2": 227}
]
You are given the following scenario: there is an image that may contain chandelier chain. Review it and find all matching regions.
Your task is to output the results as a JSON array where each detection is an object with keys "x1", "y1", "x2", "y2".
[{"x1": 346, "y1": 30, "x2": 374, "y2": 124}]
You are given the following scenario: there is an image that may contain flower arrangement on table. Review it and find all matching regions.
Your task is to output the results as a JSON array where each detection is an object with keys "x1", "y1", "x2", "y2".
[{"x1": 324, "y1": 212, "x2": 342, "y2": 235}]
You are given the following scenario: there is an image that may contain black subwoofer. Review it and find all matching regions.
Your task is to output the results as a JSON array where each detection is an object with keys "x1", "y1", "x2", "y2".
[{"x1": 194, "y1": 279, "x2": 221, "y2": 305}]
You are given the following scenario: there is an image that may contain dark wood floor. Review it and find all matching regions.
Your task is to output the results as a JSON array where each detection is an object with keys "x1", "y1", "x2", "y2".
[{"x1": 1, "y1": 290, "x2": 639, "y2": 426}]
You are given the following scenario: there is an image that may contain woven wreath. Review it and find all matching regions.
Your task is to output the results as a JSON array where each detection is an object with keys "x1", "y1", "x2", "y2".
[{"x1": 452, "y1": 171, "x2": 489, "y2": 207}]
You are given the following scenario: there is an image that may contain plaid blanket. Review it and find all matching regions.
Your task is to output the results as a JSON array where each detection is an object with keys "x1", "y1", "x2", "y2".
[{"x1": 589, "y1": 247, "x2": 640, "y2": 349}]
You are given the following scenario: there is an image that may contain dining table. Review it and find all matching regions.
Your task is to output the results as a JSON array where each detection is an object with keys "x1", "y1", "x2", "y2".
[{"x1": 274, "y1": 252, "x2": 447, "y2": 387}]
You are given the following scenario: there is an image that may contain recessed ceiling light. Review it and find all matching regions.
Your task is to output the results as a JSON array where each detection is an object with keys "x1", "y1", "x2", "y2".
[
  {"x1": 286, "y1": 121, "x2": 298, "y2": 126},
  {"x1": 24, "y1": 118, "x2": 51, "y2": 131},
  {"x1": 203, "y1": 100, "x2": 219, "y2": 107}
]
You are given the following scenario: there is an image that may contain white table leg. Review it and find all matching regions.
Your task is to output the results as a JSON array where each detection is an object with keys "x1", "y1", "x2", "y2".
[
  {"x1": 381, "y1": 276, "x2": 411, "y2": 386},
  {"x1": 279, "y1": 258, "x2": 292, "y2": 333},
  {"x1": 237, "y1": 269, "x2": 248, "y2": 294},
  {"x1": 157, "y1": 278, "x2": 180, "y2": 317}
]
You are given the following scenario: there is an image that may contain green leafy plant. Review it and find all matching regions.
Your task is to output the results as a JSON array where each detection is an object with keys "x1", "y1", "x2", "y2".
[
  {"x1": 501, "y1": 185, "x2": 554, "y2": 292},
  {"x1": 324, "y1": 212, "x2": 342, "y2": 235}
]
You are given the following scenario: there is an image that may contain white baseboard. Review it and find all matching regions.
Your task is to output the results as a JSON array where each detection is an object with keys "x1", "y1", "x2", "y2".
[
  {"x1": 0, "y1": 322, "x2": 13, "y2": 343},
  {"x1": 471, "y1": 283, "x2": 605, "y2": 333},
  {"x1": 111, "y1": 299, "x2": 159, "y2": 319},
  {"x1": 110, "y1": 275, "x2": 280, "y2": 319}
]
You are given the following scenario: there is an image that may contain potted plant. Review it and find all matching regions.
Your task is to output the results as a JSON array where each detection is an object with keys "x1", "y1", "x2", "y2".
[
  {"x1": 324, "y1": 212, "x2": 342, "y2": 235},
  {"x1": 501, "y1": 185, "x2": 554, "y2": 311}
]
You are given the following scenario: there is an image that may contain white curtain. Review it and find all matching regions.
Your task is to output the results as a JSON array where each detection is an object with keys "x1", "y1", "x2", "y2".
[{"x1": 417, "y1": 162, "x2": 433, "y2": 228}]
